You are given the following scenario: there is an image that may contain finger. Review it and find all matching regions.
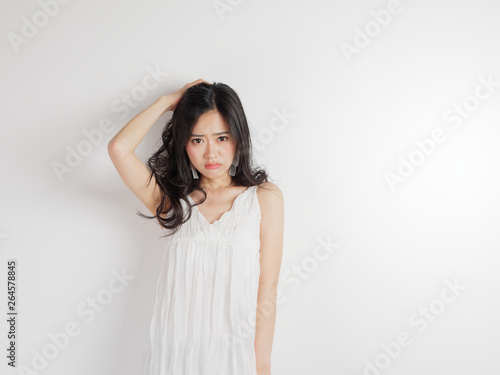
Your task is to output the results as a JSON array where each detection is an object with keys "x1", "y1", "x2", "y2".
[{"x1": 197, "y1": 78, "x2": 212, "y2": 85}]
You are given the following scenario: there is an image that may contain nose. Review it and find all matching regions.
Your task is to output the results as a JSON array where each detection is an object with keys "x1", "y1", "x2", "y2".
[{"x1": 204, "y1": 140, "x2": 217, "y2": 160}]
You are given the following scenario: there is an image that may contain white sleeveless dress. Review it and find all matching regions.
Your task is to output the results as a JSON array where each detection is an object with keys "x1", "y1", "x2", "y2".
[{"x1": 148, "y1": 185, "x2": 261, "y2": 375}]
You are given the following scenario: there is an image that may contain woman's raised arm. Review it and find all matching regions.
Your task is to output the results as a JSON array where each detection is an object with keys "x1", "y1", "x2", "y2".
[{"x1": 107, "y1": 95, "x2": 173, "y2": 216}]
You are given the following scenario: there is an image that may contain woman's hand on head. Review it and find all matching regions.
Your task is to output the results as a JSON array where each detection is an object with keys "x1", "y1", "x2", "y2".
[{"x1": 164, "y1": 78, "x2": 211, "y2": 112}]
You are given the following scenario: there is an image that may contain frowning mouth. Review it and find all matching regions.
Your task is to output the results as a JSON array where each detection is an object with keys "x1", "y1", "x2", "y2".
[{"x1": 205, "y1": 163, "x2": 221, "y2": 169}]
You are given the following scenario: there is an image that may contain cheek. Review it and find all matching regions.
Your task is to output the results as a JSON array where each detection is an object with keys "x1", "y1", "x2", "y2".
[
  {"x1": 223, "y1": 141, "x2": 236, "y2": 153},
  {"x1": 185, "y1": 144, "x2": 197, "y2": 158}
]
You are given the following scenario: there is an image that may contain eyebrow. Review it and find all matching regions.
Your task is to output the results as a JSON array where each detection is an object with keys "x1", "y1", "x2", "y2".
[{"x1": 190, "y1": 131, "x2": 231, "y2": 137}]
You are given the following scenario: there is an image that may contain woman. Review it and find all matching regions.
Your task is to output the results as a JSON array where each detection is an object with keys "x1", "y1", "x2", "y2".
[{"x1": 108, "y1": 79, "x2": 284, "y2": 375}]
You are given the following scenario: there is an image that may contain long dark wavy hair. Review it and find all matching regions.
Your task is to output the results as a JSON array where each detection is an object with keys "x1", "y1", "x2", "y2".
[{"x1": 137, "y1": 82, "x2": 270, "y2": 238}]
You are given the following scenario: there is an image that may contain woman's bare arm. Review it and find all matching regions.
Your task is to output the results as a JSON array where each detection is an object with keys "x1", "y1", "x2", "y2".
[
  {"x1": 108, "y1": 95, "x2": 172, "y2": 154},
  {"x1": 107, "y1": 95, "x2": 173, "y2": 216},
  {"x1": 255, "y1": 182, "x2": 284, "y2": 375}
]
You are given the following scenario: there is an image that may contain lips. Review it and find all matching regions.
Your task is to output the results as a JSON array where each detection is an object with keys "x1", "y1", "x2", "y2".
[{"x1": 205, "y1": 163, "x2": 221, "y2": 169}]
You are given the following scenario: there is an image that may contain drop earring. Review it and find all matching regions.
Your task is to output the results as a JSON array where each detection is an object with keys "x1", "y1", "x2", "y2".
[
  {"x1": 190, "y1": 163, "x2": 199, "y2": 179},
  {"x1": 229, "y1": 150, "x2": 240, "y2": 177}
]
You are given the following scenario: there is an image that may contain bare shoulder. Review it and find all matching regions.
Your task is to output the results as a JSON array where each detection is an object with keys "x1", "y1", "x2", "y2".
[
  {"x1": 256, "y1": 182, "x2": 284, "y2": 216},
  {"x1": 256, "y1": 181, "x2": 283, "y2": 198},
  {"x1": 256, "y1": 182, "x2": 284, "y2": 268}
]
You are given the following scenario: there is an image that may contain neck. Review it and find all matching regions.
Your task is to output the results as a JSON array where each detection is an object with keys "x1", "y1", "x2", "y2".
[{"x1": 199, "y1": 174, "x2": 233, "y2": 192}]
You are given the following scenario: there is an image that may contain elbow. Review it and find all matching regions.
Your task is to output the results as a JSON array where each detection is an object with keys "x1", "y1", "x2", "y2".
[
  {"x1": 107, "y1": 139, "x2": 115, "y2": 155},
  {"x1": 107, "y1": 139, "x2": 128, "y2": 159},
  {"x1": 107, "y1": 140, "x2": 119, "y2": 159}
]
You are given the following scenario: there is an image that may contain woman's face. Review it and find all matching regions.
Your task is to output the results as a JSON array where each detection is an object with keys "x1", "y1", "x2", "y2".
[{"x1": 185, "y1": 109, "x2": 237, "y2": 180}]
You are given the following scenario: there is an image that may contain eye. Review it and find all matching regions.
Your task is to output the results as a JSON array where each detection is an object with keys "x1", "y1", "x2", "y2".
[{"x1": 191, "y1": 136, "x2": 229, "y2": 144}]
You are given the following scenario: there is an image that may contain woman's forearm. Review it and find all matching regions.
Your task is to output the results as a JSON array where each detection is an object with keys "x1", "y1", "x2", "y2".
[
  {"x1": 108, "y1": 95, "x2": 173, "y2": 155},
  {"x1": 254, "y1": 284, "x2": 278, "y2": 374}
]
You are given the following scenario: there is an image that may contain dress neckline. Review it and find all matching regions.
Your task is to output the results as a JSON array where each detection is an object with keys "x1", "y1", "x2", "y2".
[{"x1": 187, "y1": 186, "x2": 253, "y2": 227}]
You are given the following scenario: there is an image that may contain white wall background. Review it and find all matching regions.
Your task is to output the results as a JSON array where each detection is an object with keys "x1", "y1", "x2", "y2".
[{"x1": 1, "y1": 0, "x2": 500, "y2": 374}]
